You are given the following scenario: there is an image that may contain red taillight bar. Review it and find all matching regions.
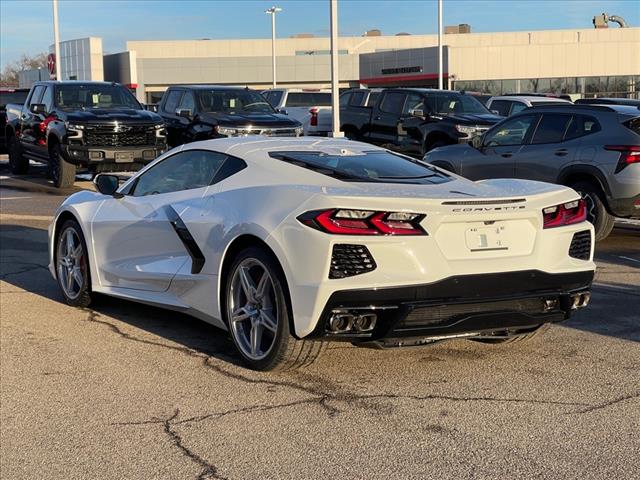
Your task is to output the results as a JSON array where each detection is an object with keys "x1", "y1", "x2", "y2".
[
  {"x1": 298, "y1": 209, "x2": 427, "y2": 236},
  {"x1": 309, "y1": 107, "x2": 318, "y2": 127},
  {"x1": 542, "y1": 199, "x2": 587, "y2": 229},
  {"x1": 605, "y1": 145, "x2": 640, "y2": 173}
]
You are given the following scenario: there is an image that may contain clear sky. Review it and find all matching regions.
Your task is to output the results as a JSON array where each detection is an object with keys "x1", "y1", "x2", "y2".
[{"x1": 1, "y1": 0, "x2": 638, "y2": 68}]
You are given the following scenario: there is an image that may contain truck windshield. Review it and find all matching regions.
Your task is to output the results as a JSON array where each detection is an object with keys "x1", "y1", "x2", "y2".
[
  {"x1": 197, "y1": 90, "x2": 275, "y2": 114},
  {"x1": 426, "y1": 93, "x2": 491, "y2": 115},
  {"x1": 55, "y1": 84, "x2": 141, "y2": 110},
  {"x1": 269, "y1": 150, "x2": 451, "y2": 185}
]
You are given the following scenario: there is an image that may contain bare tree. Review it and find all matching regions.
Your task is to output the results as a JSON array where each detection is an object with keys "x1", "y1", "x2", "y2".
[{"x1": 0, "y1": 53, "x2": 48, "y2": 87}]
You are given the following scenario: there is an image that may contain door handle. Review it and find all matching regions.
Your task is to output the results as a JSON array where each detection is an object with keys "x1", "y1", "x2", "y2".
[
  {"x1": 500, "y1": 152, "x2": 513, "y2": 158},
  {"x1": 554, "y1": 149, "x2": 569, "y2": 156},
  {"x1": 373, "y1": 116, "x2": 381, "y2": 121}
]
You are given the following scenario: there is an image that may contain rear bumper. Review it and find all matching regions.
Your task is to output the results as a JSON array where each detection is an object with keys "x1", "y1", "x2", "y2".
[
  {"x1": 61, "y1": 144, "x2": 167, "y2": 168},
  {"x1": 306, "y1": 269, "x2": 594, "y2": 344}
]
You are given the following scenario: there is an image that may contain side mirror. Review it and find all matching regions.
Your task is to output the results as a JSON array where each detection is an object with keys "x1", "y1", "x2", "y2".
[
  {"x1": 411, "y1": 109, "x2": 425, "y2": 118},
  {"x1": 176, "y1": 108, "x2": 192, "y2": 119},
  {"x1": 145, "y1": 104, "x2": 159, "y2": 113},
  {"x1": 94, "y1": 174, "x2": 122, "y2": 197},
  {"x1": 30, "y1": 103, "x2": 46, "y2": 114},
  {"x1": 491, "y1": 109, "x2": 501, "y2": 116}
]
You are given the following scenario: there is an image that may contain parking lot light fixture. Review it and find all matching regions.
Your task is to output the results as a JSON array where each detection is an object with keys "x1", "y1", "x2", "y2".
[{"x1": 265, "y1": 6, "x2": 282, "y2": 88}]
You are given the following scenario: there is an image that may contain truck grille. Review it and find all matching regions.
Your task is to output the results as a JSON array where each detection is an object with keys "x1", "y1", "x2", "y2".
[
  {"x1": 398, "y1": 298, "x2": 545, "y2": 329},
  {"x1": 231, "y1": 127, "x2": 299, "y2": 137},
  {"x1": 84, "y1": 124, "x2": 157, "y2": 147},
  {"x1": 569, "y1": 230, "x2": 591, "y2": 260},
  {"x1": 329, "y1": 244, "x2": 376, "y2": 279}
]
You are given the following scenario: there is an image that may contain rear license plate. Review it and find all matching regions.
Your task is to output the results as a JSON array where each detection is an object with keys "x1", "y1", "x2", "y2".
[
  {"x1": 115, "y1": 151, "x2": 134, "y2": 162},
  {"x1": 465, "y1": 225, "x2": 509, "y2": 252}
]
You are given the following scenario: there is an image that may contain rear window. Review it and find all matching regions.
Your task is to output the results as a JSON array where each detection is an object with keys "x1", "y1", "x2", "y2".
[
  {"x1": 0, "y1": 90, "x2": 29, "y2": 107},
  {"x1": 285, "y1": 92, "x2": 331, "y2": 107},
  {"x1": 623, "y1": 117, "x2": 640, "y2": 136},
  {"x1": 269, "y1": 150, "x2": 451, "y2": 185}
]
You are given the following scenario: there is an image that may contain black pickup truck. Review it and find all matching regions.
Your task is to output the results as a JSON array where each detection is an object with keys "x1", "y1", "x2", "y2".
[
  {"x1": 340, "y1": 88, "x2": 502, "y2": 157},
  {"x1": 5, "y1": 81, "x2": 166, "y2": 187},
  {"x1": 158, "y1": 85, "x2": 303, "y2": 148}
]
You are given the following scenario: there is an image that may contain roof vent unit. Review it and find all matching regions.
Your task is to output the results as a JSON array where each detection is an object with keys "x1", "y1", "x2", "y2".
[
  {"x1": 363, "y1": 29, "x2": 382, "y2": 37},
  {"x1": 593, "y1": 13, "x2": 629, "y2": 28},
  {"x1": 445, "y1": 24, "x2": 471, "y2": 34},
  {"x1": 395, "y1": 32, "x2": 411, "y2": 36}
]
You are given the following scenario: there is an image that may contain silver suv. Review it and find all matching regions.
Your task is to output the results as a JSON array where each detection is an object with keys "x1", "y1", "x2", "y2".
[{"x1": 425, "y1": 104, "x2": 640, "y2": 241}]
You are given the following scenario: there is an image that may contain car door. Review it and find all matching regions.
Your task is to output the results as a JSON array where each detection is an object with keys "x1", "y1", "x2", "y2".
[
  {"x1": 515, "y1": 113, "x2": 578, "y2": 182},
  {"x1": 90, "y1": 149, "x2": 229, "y2": 292},
  {"x1": 366, "y1": 91, "x2": 406, "y2": 146},
  {"x1": 20, "y1": 85, "x2": 45, "y2": 155},
  {"x1": 461, "y1": 113, "x2": 538, "y2": 180},
  {"x1": 396, "y1": 93, "x2": 426, "y2": 156},
  {"x1": 161, "y1": 89, "x2": 184, "y2": 147}
]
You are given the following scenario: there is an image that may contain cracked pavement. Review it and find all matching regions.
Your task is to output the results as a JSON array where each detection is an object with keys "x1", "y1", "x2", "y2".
[{"x1": 1, "y1": 161, "x2": 639, "y2": 479}]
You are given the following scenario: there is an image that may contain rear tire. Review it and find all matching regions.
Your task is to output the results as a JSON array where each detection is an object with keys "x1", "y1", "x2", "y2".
[
  {"x1": 49, "y1": 143, "x2": 76, "y2": 188},
  {"x1": 473, "y1": 323, "x2": 551, "y2": 345},
  {"x1": 224, "y1": 246, "x2": 326, "y2": 371},
  {"x1": 570, "y1": 181, "x2": 614, "y2": 242},
  {"x1": 8, "y1": 135, "x2": 29, "y2": 174},
  {"x1": 55, "y1": 219, "x2": 92, "y2": 308}
]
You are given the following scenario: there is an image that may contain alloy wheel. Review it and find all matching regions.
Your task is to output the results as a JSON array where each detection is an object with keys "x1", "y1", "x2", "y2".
[
  {"x1": 56, "y1": 227, "x2": 85, "y2": 300},
  {"x1": 227, "y1": 258, "x2": 279, "y2": 361}
]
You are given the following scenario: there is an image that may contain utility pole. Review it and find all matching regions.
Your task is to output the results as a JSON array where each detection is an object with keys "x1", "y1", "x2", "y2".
[
  {"x1": 52, "y1": 0, "x2": 62, "y2": 80},
  {"x1": 265, "y1": 6, "x2": 282, "y2": 88},
  {"x1": 438, "y1": 0, "x2": 443, "y2": 89},
  {"x1": 329, "y1": 0, "x2": 343, "y2": 137}
]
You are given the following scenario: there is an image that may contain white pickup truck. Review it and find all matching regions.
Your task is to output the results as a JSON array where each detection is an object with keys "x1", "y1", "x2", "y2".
[{"x1": 262, "y1": 89, "x2": 332, "y2": 135}]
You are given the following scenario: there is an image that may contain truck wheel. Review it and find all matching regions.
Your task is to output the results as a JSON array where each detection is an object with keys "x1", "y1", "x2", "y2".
[
  {"x1": 571, "y1": 181, "x2": 614, "y2": 242},
  {"x1": 8, "y1": 136, "x2": 29, "y2": 174},
  {"x1": 49, "y1": 143, "x2": 76, "y2": 188}
]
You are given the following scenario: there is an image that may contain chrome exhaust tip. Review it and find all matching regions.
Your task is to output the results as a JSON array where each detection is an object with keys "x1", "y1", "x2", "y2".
[
  {"x1": 352, "y1": 313, "x2": 377, "y2": 332},
  {"x1": 328, "y1": 313, "x2": 354, "y2": 333}
]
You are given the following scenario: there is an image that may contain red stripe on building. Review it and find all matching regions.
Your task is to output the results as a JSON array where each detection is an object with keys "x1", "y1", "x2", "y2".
[{"x1": 360, "y1": 73, "x2": 449, "y2": 85}]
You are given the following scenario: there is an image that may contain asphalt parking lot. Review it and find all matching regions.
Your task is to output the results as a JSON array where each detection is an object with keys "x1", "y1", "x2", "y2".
[{"x1": 1, "y1": 158, "x2": 638, "y2": 480}]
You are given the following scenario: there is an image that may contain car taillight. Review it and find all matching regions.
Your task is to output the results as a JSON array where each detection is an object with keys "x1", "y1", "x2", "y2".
[
  {"x1": 605, "y1": 145, "x2": 640, "y2": 173},
  {"x1": 309, "y1": 107, "x2": 318, "y2": 127},
  {"x1": 297, "y1": 209, "x2": 427, "y2": 235},
  {"x1": 542, "y1": 199, "x2": 587, "y2": 229}
]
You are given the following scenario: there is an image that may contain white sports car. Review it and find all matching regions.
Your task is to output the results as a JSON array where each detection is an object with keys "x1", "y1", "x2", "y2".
[{"x1": 49, "y1": 137, "x2": 595, "y2": 370}]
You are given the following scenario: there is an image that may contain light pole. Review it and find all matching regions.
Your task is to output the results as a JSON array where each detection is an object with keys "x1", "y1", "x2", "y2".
[
  {"x1": 438, "y1": 0, "x2": 443, "y2": 89},
  {"x1": 329, "y1": 0, "x2": 343, "y2": 137},
  {"x1": 265, "y1": 6, "x2": 282, "y2": 88},
  {"x1": 52, "y1": 0, "x2": 62, "y2": 80}
]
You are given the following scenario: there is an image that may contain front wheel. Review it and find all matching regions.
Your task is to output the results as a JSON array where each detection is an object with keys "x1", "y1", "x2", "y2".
[
  {"x1": 225, "y1": 246, "x2": 325, "y2": 371},
  {"x1": 49, "y1": 143, "x2": 76, "y2": 188},
  {"x1": 571, "y1": 181, "x2": 614, "y2": 242},
  {"x1": 56, "y1": 219, "x2": 92, "y2": 307}
]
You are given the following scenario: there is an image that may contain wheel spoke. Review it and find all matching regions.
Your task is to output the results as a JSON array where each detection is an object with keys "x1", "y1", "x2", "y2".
[
  {"x1": 259, "y1": 309, "x2": 277, "y2": 333},
  {"x1": 231, "y1": 307, "x2": 251, "y2": 323},
  {"x1": 72, "y1": 244, "x2": 82, "y2": 260},
  {"x1": 65, "y1": 230, "x2": 74, "y2": 256},
  {"x1": 255, "y1": 272, "x2": 269, "y2": 300},
  {"x1": 66, "y1": 267, "x2": 74, "y2": 291},
  {"x1": 250, "y1": 323, "x2": 263, "y2": 356},
  {"x1": 238, "y1": 267, "x2": 256, "y2": 301},
  {"x1": 72, "y1": 267, "x2": 83, "y2": 288}
]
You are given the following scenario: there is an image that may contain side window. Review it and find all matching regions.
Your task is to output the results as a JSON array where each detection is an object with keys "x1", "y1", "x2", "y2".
[
  {"x1": 531, "y1": 114, "x2": 572, "y2": 144},
  {"x1": 212, "y1": 155, "x2": 247, "y2": 184},
  {"x1": 379, "y1": 92, "x2": 405, "y2": 114},
  {"x1": 163, "y1": 90, "x2": 183, "y2": 114},
  {"x1": 29, "y1": 86, "x2": 45, "y2": 107},
  {"x1": 564, "y1": 115, "x2": 602, "y2": 141},
  {"x1": 349, "y1": 91, "x2": 365, "y2": 106},
  {"x1": 510, "y1": 102, "x2": 528, "y2": 115},
  {"x1": 489, "y1": 100, "x2": 511, "y2": 117},
  {"x1": 484, "y1": 115, "x2": 537, "y2": 147},
  {"x1": 132, "y1": 150, "x2": 228, "y2": 197},
  {"x1": 402, "y1": 94, "x2": 424, "y2": 115},
  {"x1": 339, "y1": 92, "x2": 352, "y2": 108},
  {"x1": 269, "y1": 91, "x2": 284, "y2": 107},
  {"x1": 40, "y1": 86, "x2": 54, "y2": 113},
  {"x1": 178, "y1": 91, "x2": 195, "y2": 113}
]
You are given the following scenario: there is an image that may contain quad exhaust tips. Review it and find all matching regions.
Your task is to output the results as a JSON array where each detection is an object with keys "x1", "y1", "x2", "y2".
[{"x1": 328, "y1": 311, "x2": 377, "y2": 333}]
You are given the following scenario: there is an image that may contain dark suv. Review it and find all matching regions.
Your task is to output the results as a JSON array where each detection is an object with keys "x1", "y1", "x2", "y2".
[{"x1": 425, "y1": 104, "x2": 640, "y2": 240}]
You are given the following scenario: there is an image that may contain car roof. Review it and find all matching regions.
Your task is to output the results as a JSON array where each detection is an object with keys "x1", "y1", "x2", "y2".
[
  {"x1": 171, "y1": 85, "x2": 255, "y2": 91},
  {"x1": 262, "y1": 88, "x2": 331, "y2": 93},
  {"x1": 34, "y1": 81, "x2": 118, "y2": 86},
  {"x1": 490, "y1": 95, "x2": 569, "y2": 103},
  {"x1": 523, "y1": 104, "x2": 640, "y2": 115}
]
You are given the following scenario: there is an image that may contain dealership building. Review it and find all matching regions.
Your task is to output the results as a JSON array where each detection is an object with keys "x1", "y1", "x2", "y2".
[{"x1": 20, "y1": 25, "x2": 640, "y2": 103}]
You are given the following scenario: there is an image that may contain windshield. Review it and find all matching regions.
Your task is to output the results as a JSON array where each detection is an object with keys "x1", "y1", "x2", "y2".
[
  {"x1": 55, "y1": 84, "x2": 141, "y2": 110},
  {"x1": 269, "y1": 150, "x2": 451, "y2": 185},
  {"x1": 426, "y1": 93, "x2": 491, "y2": 115},
  {"x1": 197, "y1": 90, "x2": 275, "y2": 114},
  {"x1": 0, "y1": 90, "x2": 29, "y2": 107}
]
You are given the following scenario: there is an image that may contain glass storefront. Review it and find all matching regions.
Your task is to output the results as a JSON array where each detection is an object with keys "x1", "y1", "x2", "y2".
[{"x1": 454, "y1": 75, "x2": 639, "y2": 99}]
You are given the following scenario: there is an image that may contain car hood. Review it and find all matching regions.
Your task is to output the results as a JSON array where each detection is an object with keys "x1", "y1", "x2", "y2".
[
  {"x1": 441, "y1": 113, "x2": 501, "y2": 125},
  {"x1": 64, "y1": 109, "x2": 162, "y2": 124},
  {"x1": 201, "y1": 112, "x2": 301, "y2": 128}
]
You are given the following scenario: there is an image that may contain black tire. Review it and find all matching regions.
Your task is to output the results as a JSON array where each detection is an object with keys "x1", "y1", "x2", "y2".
[
  {"x1": 55, "y1": 219, "x2": 92, "y2": 308},
  {"x1": 8, "y1": 135, "x2": 29, "y2": 174},
  {"x1": 570, "y1": 181, "x2": 615, "y2": 242},
  {"x1": 425, "y1": 139, "x2": 450, "y2": 154},
  {"x1": 343, "y1": 127, "x2": 358, "y2": 140},
  {"x1": 224, "y1": 246, "x2": 326, "y2": 371},
  {"x1": 49, "y1": 142, "x2": 76, "y2": 188},
  {"x1": 473, "y1": 323, "x2": 551, "y2": 345}
]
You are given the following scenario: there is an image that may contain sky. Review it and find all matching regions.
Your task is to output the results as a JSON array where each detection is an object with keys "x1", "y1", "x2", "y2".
[{"x1": 1, "y1": 0, "x2": 638, "y2": 68}]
